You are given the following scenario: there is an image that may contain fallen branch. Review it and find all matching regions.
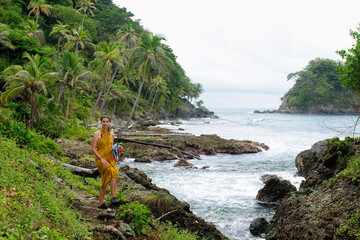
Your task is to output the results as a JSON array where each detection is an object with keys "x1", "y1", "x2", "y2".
[
  {"x1": 114, "y1": 137, "x2": 201, "y2": 160},
  {"x1": 156, "y1": 209, "x2": 178, "y2": 221},
  {"x1": 48, "y1": 154, "x2": 99, "y2": 178}
]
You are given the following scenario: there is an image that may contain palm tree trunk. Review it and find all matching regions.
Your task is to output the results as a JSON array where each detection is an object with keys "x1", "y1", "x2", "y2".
[
  {"x1": 149, "y1": 88, "x2": 159, "y2": 112},
  {"x1": 83, "y1": 84, "x2": 105, "y2": 126},
  {"x1": 99, "y1": 65, "x2": 119, "y2": 113},
  {"x1": 64, "y1": 88, "x2": 73, "y2": 122},
  {"x1": 81, "y1": 13, "x2": 86, "y2": 28},
  {"x1": 56, "y1": 83, "x2": 66, "y2": 103},
  {"x1": 29, "y1": 92, "x2": 37, "y2": 129},
  {"x1": 125, "y1": 78, "x2": 145, "y2": 128},
  {"x1": 56, "y1": 37, "x2": 62, "y2": 61}
]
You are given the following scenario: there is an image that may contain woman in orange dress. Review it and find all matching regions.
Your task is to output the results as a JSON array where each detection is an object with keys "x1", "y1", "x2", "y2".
[{"x1": 91, "y1": 116, "x2": 120, "y2": 209}]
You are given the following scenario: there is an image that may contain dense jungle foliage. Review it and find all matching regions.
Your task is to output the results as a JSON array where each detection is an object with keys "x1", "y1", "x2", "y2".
[
  {"x1": 280, "y1": 58, "x2": 356, "y2": 110},
  {"x1": 0, "y1": 0, "x2": 203, "y2": 132}
]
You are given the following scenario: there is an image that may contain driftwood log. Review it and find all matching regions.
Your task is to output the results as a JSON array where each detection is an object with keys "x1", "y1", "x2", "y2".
[
  {"x1": 48, "y1": 155, "x2": 99, "y2": 178},
  {"x1": 115, "y1": 137, "x2": 201, "y2": 160}
]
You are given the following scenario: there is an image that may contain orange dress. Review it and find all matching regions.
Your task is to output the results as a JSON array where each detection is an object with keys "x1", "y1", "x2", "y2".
[{"x1": 95, "y1": 128, "x2": 119, "y2": 188}]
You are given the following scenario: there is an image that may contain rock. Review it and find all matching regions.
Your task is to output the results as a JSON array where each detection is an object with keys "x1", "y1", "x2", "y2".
[
  {"x1": 158, "y1": 108, "x2": 167, "y2": 120},
  {"x1": 267, "y1": 139, "x2": 360, "y2": 240},
  {"x1": 174, "y1": 158, "x2": 194, "y2": 168},
  {"x1": 118, "y1": 222, "x2": 135, "y2": 239},
  {"x1": 249, "y1": 217, "x2": 270, "y2": 236},
  {"x1": 256, "y1": 175, "x2": 296, "y2": 205},
  {"x1": 295, "y1": 139, "x2": 329, "y2": 177},
  {"x1": 260, "y1": 174, "x2": 283, "y2": 184}
]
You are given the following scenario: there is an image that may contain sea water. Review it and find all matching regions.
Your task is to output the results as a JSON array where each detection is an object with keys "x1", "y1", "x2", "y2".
[{"x1": 121, "y1": 108, "x2": 358, "y2": 240}]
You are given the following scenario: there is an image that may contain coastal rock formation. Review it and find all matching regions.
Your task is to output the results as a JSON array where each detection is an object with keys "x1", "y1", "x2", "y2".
[
  {"x1": 249, "y1": 217, "x2": 270, "y2": 237},
  {"x1": 118, "y1": 166, "x2": 229, "y2": 240},
  {"x1": 262, "y1": 138, "x2": 360, "y2": 240},
  {"x1": 122, "y1": 132, "x2": 269, "y2": 162},
  {"x1": 256, "y1": 175, "x2": 296, "y2": 206},
  {"x1": 295, "y1": 139, "x2": 329, "y2": 177}
]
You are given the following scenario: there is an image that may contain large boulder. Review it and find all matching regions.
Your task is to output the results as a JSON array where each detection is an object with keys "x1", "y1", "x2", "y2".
[
  {"x1": 256, "y1": 175, "x2": 296, "y2": 206},
  {"x1": 295, "y1": 139, "x2": 329, "y2": 177}
]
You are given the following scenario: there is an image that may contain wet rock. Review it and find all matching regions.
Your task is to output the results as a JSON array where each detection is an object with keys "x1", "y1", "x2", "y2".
[
  {"x1": 260, "y1": 174, "x2": 283, "y2": 184},
  {"x1": 174, "y1": 158, "x2": 194, "y2": 168},
  {"x1": 295, "y1": 139, "x2": 329, "y2": 177},
  {"x1": 249, "y1": 217, "x2": 270, "y2": 236},
  {"x1": 256, "y1": 175, "x2": 296, "y2": 205}
]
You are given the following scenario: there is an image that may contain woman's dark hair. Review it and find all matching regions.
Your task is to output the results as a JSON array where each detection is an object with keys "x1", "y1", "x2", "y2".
[{"x1": 100, "y1": 116, "x2": 111, "y2": 122}]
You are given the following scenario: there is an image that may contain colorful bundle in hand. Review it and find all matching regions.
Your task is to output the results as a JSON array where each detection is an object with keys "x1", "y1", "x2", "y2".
[{"x1": 112, "y1": 143, "x2": 124, "y2": 163}]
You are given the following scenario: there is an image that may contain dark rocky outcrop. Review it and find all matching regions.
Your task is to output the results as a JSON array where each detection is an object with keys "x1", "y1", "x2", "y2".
[
  {"x1": 174, "y1": 158, "x2": 194, "y2": 168},
  {"x1": 256, "y1": 175, "x2": 296, "y2": 206},
  {"x1": 118, "y1": 166, "x2": 229, "y2": 240},
  {"x1": 122, "y1": 133, "x2": 269, "y2": 162},
  {"x1": 295, "y1": 139, "x2": 329, "y2": 177},
  {"x1": 162, "y1": 106, "x2": 218, "y2": 120},
  {"x1": 263, "y1": 139, "x2": 360, "y2": 240},
  {"x1": 249, "y1": 218, "x2": 270, "y2": 236}
]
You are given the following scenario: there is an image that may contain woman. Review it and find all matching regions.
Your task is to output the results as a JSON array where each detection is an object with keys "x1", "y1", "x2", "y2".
[{"x1": 91, "y1": 116, "x2": 120, "y2": 209}]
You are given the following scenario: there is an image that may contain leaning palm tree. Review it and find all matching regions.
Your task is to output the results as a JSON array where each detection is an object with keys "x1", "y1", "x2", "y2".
[
  {"x1": 126, "y1": 32, "x2": 173, "y2": 127},
  {"x1": 55, "y1": 51, "x2": 97, "y2": 122},
  {"x1": 65, "y1": 27, "x2": 96, "y2": 52},
  {"x1": 76, "y1": 0, "x2": 96, "y2": 28},
  {"x1": 0, "y1": 23, "x2": 15, "y2": 49},
  {"x1": 50, "y1": 21, "x2": 71, "y2": 61},
  {"x1": 1, "y1": 53, "x2": 51, "y2": 128},
  {"x1": 27, "y1": 0, "x2": 51, "y2": 24}
]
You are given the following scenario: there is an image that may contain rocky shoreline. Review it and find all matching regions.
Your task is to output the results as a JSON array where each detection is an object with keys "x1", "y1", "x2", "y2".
[
  {"x1": 59, "y1": 115, "x2": 269, "y2": 239},
  {"x1": 250, "y1": 138, "x2": 360, "y2": 240},
  {"x1": 254, "y1": 102, "x2": 358, "y2": 115}
]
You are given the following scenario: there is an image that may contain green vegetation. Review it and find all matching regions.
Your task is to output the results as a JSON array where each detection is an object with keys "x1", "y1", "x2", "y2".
[
  {"x1": 0, "y1": 137, "x2": 92, "y2": 239},
  {"x1": 0, "y1": 0, "x2": 203, "y2": 133},
  {"x1": 334, "y1": 210, "x2": 360, "y2": 240},
  {"x1": 281, "y1": 58, "x2": 356, "y2": 110}
]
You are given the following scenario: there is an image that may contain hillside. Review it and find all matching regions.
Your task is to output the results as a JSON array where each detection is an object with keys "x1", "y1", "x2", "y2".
[
  {"x1": 0, "y1": 0, "x2": 205, "y2": 132},
  {"x1": 278, "y1": 58, "x2": 358, "y2": 115}
]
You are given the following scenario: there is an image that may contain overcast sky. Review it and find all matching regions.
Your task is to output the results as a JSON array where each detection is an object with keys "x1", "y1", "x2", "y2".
[{"x1": 114, "y1": 0, "x2": 360, "y2": 109}]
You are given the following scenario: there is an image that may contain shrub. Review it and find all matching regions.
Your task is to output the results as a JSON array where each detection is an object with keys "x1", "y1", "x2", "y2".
[
  {"x1": 117, "y1": 201, "x2": 152, "y2": 234},
  {"x1": 36, "y1": 115, "x2": 66, "y2": 138}
]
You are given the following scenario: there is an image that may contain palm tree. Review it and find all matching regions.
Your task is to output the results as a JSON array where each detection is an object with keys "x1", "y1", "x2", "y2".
[
  {"x1": 126, "y1": 32, "x2": 173, "y2": 126},
  {"x1": 116, "y1": 24, "x2": 138, "y2": 50},
  {"x1": 65, "y1": 27, "x2": 95, "y2": 52},
  {"x1": 1, "y1": 53, "x2": 51, "y2": 128},
  {"x1": 0, "y1": 23, "x2": 15, "y2": 49},
  {"x1": 55, "y1": 51, "x2": 97, "y2": 122},
  {"x1": 27, "y1": 0, "x2": 51, "y2": 24},
  {"x1": 23, "y1": 19, "x2": 44, "y2": 43},
  {"x1": 76, "y1": 0, "x2": 96, "y2": 28},
  {"x1": 83, "y1": 41, "x2": 125, "y2": 125},
  {"x1": 50, "y1": 21, "x2": 71, "y2": 61}
]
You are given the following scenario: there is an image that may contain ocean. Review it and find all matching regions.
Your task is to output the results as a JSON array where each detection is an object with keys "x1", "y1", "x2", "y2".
[{"x1": 121, "y1": 108, "x2": 358, "y2": 240}]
